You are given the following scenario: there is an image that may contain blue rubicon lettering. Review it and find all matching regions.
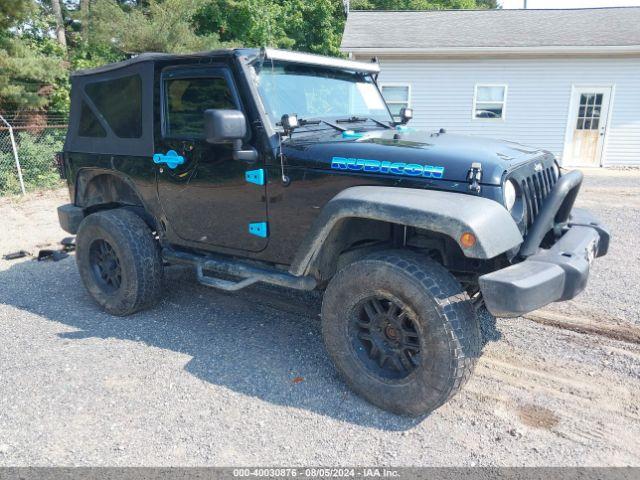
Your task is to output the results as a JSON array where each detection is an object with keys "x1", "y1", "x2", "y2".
[{"x1": 331, "y1": 156, "x2": 444, "y2": 179}]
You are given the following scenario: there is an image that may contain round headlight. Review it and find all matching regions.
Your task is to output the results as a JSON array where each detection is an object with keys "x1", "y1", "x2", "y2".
[{"x1": 504, "y1": 179, "x2": 517, "y2": 212}]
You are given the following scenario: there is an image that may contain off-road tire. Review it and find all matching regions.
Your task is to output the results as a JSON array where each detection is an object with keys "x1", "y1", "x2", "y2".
[
  {"x1": 321, "y1": 250, "x2": 481, "y2": 416},
  {"x1": 76, "y1": 209, "x2": 163, "y2": 316}
]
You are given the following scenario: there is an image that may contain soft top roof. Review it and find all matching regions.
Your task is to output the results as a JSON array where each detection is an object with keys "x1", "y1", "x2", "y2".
[{"x1": 71, "y1": 49, "x2": 255, "y2": 77}]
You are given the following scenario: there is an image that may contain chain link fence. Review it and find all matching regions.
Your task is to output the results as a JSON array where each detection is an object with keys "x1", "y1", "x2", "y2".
[{"x1": 0, "y1": 113, "x2": 68, "y2": 196}]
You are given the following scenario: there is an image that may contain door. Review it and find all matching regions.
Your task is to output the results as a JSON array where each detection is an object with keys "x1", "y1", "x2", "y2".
[
  {"x1": 155, "y1": 66, "x2": 268, "y2": 252},
  {"x1": 564, "y1": 86, "x2": 612, "y2": 167}
]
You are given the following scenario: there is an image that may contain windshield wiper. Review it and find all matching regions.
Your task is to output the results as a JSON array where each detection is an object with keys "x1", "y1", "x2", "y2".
[
  {"x1": 297, "y1": 117, "x2": 346, "y2": 132},
  {"x1": 336, "y1": 116, "x2": 393, "y2": 129}
]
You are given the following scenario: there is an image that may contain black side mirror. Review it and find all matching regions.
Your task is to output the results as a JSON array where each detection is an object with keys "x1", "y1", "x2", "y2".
[
  {"x1": 399, "y1": 107, "x2": 413, "y2": 125},
  {"x1": 203, "y1": 109, "x2": 257, "y2": 162},
  {"x1": 204, "y1": 109, "x2": 247, "y2": 143}
]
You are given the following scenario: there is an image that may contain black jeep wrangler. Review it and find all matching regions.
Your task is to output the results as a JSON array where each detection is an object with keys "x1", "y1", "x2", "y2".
[{"x1": 58, "y1": 48, "x2": 609, "y2": 416}]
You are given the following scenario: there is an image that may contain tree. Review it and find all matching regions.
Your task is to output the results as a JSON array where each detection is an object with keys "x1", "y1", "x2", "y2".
[
  {"x1": 80, "y1": 0, "x2": 90, "y2": 35},
  {"x1": 0, "y1": 0, "x2": 67, "y2": 114},
  {"x1": 1, "y1": 0, "x2": 33, "y2": 29},
  {"x1": 284, "y1": 0, "x2": 346, "y2": 56},
  {"x1": 193, "y1": 0, "x2": 293, "y2": 49},
  {"x1": 89, "y1": 0, "x2": 225, "y2": 54},
  {"x1": 50, "y1": 0, "x2": 68, "y2": 50}
]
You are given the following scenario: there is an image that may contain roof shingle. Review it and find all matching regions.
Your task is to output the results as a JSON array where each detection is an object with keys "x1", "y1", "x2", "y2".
[{"x1": 341, "y1": 8, "x2": 640, "y2": 50}]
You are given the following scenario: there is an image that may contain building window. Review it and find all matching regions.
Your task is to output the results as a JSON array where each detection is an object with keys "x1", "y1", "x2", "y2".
[
  {"x1": 381, "y1": 84, "x2": 410, "y2": 120},
  {"x1": 473, "y1": 85, "x2": 507, "y2": 120}
]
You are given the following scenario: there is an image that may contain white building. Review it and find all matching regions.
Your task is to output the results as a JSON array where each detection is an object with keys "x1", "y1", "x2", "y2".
[{"x1": 341, "y1": 7, "x2": 640, "y2": 167}]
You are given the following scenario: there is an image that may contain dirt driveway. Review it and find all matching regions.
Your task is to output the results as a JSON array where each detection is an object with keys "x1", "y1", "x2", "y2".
[{"x1": 0, "y1": 170, "x2": 639, "y2": 466}]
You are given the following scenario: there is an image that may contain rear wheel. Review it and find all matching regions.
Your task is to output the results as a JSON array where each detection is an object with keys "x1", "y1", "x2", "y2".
[
  {"x1": 321, "y1": 250, "x2": 481, "y2": 416},
  {"x1": 76, "y1": 209, "x2": 163, "y2": 316}
]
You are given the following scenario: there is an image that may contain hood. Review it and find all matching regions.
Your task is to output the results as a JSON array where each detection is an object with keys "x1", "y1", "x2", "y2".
[{"x1": 282, "y1": 127, "x2": 553, "y2": 185}]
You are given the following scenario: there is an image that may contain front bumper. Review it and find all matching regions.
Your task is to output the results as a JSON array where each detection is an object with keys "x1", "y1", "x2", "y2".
[{"x1": 479, "y1": 207, "x2": 610, "y2": 318}]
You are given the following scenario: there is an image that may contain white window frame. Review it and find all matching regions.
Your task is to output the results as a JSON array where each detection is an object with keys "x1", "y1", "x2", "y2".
[
  {"x1": 380, "y1": 83, "x2": 411, "y2": 119},
  {"x1": 473, "y1": 84, "x2": 508, "y2": 121}
]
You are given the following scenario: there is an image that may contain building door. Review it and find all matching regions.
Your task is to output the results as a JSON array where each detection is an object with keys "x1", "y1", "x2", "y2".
[{"x1": 564, "y1": 87, "x2": 612, "y2": 167}]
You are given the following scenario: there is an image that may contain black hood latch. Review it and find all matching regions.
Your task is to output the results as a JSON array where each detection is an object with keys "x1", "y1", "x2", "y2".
[{"x1": 467, "y1": 162, "x2": 482, "y2": 194}]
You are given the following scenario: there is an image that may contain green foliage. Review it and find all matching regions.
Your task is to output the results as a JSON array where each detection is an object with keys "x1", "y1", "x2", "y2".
[
  {"x1": 284, "y1": 0, "x2": 345, "y2": 56},
  {"x1": 0, "y1": 0, "x2": 33, "y2": 30},
  {"x1": 0, "y1": 1, "x2": 67, "y2": 113},
  {"x1": 193, "y1": 0, "x2": 293, "y2": 49},
  {"x1": 0, "y1": 131, "x2": 65, "y2": 195},
  {"x1": 0, "y1": 37, "x2": 67, "y2": 112},
  {"x1": 89, "y1": 0, "x2": 226, "y2": 54}
]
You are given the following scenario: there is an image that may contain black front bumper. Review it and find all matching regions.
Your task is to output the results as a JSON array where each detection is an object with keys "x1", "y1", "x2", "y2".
[{"x1": 479, "y1": 173, "x2": 610, "y2": 318}]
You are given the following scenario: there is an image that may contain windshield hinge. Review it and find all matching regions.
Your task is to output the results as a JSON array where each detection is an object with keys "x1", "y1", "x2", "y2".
[{"x1": 467, "y1": 162, "x2": 482, "y2": 194}]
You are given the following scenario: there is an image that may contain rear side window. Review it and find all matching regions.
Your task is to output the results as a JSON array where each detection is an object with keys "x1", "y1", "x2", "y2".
[
  {"x1": 84, "y1": 75, "x2": 142, "y2": 138},
  {"x1": 78, "y1": 100, "x2": 106, "y2": 137},
  {"x1": 165, "y1": 77, "x2": 236, "y2": 138}
]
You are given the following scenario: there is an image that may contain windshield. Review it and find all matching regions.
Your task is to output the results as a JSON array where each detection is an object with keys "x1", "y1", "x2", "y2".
[{"x1": 253, "y1": 61, "x2": 393, "y2": 128}]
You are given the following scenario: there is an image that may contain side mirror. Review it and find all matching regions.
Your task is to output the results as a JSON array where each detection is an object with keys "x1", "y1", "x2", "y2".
[
  {"x1": 399, "y1": 107, "x2": 413, "y2": 125},
  {"x1": 204, "y1": 109, "x2": 247, "y2": 144},
  {"x1": 203, "y1": 109, "x2": 257, "y2": 163}
]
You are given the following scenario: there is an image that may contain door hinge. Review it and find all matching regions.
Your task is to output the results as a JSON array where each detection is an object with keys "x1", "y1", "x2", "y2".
[
  {"x1": 245, "y1": 168, "x2": 265, "y2": 186},
  {"x1": 467, "y1": 162, "x2": 482, "y2": 194},
  {"x1": 248, "y1": 222, "x2": 268, "y2": 238}
]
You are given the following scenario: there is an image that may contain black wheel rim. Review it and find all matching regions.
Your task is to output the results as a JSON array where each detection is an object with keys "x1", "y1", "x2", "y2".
[
  {"x1": 89, "y1": 239, "x2": 122, "y2": 293},
  {"x1": 349, "y1": 295, "x2": 422, "y2": 380}
]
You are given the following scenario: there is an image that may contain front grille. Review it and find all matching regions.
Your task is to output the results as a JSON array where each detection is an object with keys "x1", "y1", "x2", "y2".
[{"x1": 520, "y1": 166, "x2": 558, "y2": 227}]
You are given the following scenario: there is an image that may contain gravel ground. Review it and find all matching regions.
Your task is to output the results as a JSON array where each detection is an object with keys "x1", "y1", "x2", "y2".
[{"x1": 0, "y1": 170, "x2": 639, "y2": 466}]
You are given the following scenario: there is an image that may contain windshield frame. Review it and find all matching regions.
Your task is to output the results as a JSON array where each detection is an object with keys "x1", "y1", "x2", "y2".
[{"x1": 250, "y1": 60, "x2": 395, "y2": 132}]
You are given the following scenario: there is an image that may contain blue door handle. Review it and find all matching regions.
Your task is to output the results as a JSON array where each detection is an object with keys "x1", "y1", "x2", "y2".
[{"x1": 153, "y1": 150, "x2": 185, "y2": 169}]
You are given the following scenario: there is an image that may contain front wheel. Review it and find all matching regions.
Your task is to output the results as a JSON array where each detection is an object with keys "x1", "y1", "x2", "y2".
[
  {"x1": 321, "y1": 250, "x2": 481, "y2": 416},
  {"x1": 76, "y1": 209, "x2": 163, "y2": 316}
]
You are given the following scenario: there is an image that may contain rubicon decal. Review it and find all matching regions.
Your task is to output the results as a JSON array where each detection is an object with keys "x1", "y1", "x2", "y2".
[{"x1": 331, "y1": 156, "x2": 445, "y2": 179}]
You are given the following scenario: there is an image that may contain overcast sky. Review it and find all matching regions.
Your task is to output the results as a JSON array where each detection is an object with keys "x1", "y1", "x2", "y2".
[{"x1": 500, "y1": 0, "x2": 640, "y2": 7}]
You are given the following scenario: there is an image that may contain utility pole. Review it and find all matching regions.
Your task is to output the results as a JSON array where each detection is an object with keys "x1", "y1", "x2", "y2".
[{"x1": 524, "y1": 0, "x2": 528, "y2": 8}]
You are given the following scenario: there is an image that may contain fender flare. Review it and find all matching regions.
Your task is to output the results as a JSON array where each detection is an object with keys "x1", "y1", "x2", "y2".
[
  {"x1": 74, "y1": 168, "x2": 157, "y2": 229},
  {"x1": 289, "y1": 186, "x2": 523, "y2": 276},
  {"x1": 75, "y1": 169, "x2": 145, "y2": 210}
]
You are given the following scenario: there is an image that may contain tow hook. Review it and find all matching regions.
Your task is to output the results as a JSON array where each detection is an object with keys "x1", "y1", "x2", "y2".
[{"x1": 467, "y1": 162, "x2": 482, "y2": 194}]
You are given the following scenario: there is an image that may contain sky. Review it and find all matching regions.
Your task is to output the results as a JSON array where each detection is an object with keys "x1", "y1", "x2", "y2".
[{"x1": 500, "y1": 0, "x2": 640, "y2": 7}]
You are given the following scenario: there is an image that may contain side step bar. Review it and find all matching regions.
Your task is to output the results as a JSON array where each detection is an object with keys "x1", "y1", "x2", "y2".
[{"x1": 162, "y1": 248, "x2": 317, "y2": 292}]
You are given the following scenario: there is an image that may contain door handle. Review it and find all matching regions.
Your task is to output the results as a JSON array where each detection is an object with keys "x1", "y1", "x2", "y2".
[{"x1": 153, "y1": 150, "x2": 185, "y2": 169}]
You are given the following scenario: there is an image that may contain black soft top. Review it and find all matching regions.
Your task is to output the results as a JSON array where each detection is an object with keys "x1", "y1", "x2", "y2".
[
  {"x1": 65, "y1": 49, "x2": 260, "y2": 156},
  {"x1": 71, "y1": 48, "x2": 258, "y2": 77}
]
